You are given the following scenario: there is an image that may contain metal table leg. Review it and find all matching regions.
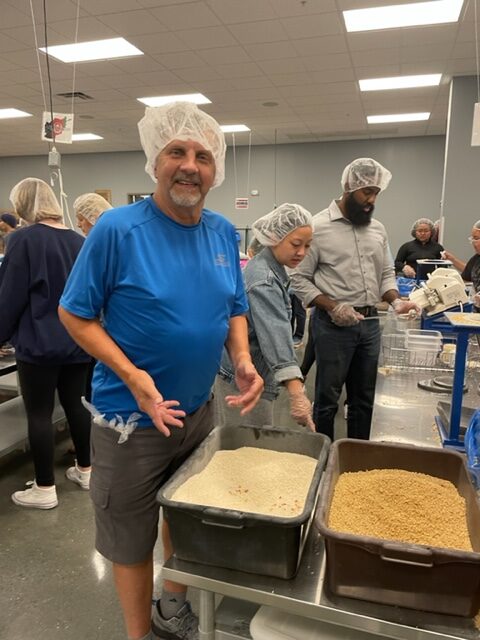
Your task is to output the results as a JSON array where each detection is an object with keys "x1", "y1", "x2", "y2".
[{"x1": 198, "y1": 589, "x2": 216, "y2": 640}]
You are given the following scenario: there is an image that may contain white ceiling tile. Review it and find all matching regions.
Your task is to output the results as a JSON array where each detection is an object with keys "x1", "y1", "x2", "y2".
[
  {"x1": 451, "y1": 42, "x2": 477, "y2": 59},
  {"x1": 258, "y1": 58, "x2": 306, "y2": 75},
  {"x1": 302, "y1": 53, "x2": 352, "y2": 72},
  {"x1": 152, "y1": 51, "x2": 205, "y2": 69},
  {"x1": 215, "y1": 62, "x2": 266, "y2": 79},
  {"x1": 175, "y1": 26, "x2": 238, "y2": 49},
  {"x1": 149, "y1": 3, "x2": 220, "y2": 30},
  {"x1": 199, "y1": 46, "x2": 251, "y2": 66},
  {"x1": 76, "y1": 0, "x2": 143, "y2": 15},
  {"x1": 293, "y1": 35, "x2": 348, "y2": 57},
  {"x1": 174, "y1": 66, "x2": 223, "y2": 82},
  {"x1": 46, "y1": 17, "x2": 117, "y2": 40},
  {"x1": 272, "y1": 0, "x2": 337, "y2": 17},
  {"x1": 269, "y1": 72, "x2": 311, "y2": 87},
  {"x1": 281, "y1": 13, "x2": 343, "y2": 39},
  {"x1": 446, "y1": 59, "x2": 477, "y2": 74},
  {"x1": 227, "y1": 20, "x2": 289, "y2": 44},
  {"x1": 97, "y1": 10, "x2": 168, "y2": 35},
  {"x1": 347, "y1": 31, "x2": 402, "y2": 52},
  {"x1": 130, "y1": 32, "x2": 189, "y2": 54},
  {"x1": 400, "y1": 44, "x2": 449, "y2": 64},
  {"x1": 243, "y1": 41, "x2": 297, "y2": 61},
  {"x1": 351, "y1": 49, "x2": 401, "y2": 67},
  {"x1": 310, "y1": 68, "x2": 356, "y2": 83},
  {"x1": 227, "y1": 76, "x2": 274, "y2": 90},
  {"x1": 207, "y1": 0, "x2": 275, "y2": 24}
]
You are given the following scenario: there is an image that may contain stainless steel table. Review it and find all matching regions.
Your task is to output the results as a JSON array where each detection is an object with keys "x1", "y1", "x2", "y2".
[{"x1": 162, "y1": 365, "x2": 480, "y2": 640}]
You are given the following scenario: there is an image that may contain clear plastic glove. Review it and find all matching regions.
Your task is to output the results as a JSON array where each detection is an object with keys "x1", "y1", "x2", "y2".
[
  {"x1": 473, "y1": 292, "x2": 480, "y2": 308},
  {"x1": 402, "y1": 265, "x2": 416, "y2": 278},
  {"x1": 328, "y1": 303, "x2": 363, "y2": 327},
  {"x1": 289, "y1": 390, "x2": 315, "y2": 431},
  {"x1": 391, "y1": 298, "x2": 420, "y2": 316}
]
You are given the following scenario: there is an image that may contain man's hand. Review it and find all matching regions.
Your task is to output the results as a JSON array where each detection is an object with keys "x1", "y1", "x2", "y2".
[
  {"x1": 402, "y1": 265, "x2": 416, "y2": 278},
  {"x1": 126, "y1": 369, "x2": 186, "y2": 437},
  {"x1": 225, "y1": 359, "x2": 264, "y2": 415},
  {"x1": 289, "y1": 390, "x2": 315, "y2": 431},
  {"x1": 391, "y1": 299, "x2": 420, "y2": 316},
  {"x1": 328, "y1": 303, "x2": 363, "y2": 327}
]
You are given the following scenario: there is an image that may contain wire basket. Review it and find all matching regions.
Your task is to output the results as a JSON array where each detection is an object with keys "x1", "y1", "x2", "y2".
[{"x1": 381, "y1": 333, "x2": 451, "y2": 371}]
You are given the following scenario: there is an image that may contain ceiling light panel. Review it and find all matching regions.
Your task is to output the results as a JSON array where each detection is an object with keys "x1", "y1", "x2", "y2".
[
  {"x1": 359, "y1": 74, "x2": 442, "y2": 91},
  {"x1": 344, "y1": 0, "x2": 463, "y2": 32},
  {"x1": 40, "y1": 38, "x2": 143, "y2": 63},
  {"x1": 137, "y1": 93, "x2": 211, "y2": 107},
  {"x1": 0, "y1": 108, "x2": 32, "y2": 119},
  {"x1": 220, "y1": 125, "x2": 250, "y2": 132},
  {"x1": 72, "y1": 133, "x2": 103, "y2": 141},
  {"x1": 367, "y1": 112, "x2": 430, "y2": 123}
]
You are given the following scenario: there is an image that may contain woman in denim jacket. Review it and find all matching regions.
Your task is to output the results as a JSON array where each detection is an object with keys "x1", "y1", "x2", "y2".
[{"x1": 215, "y1": 203, "x2": 315, "y2": 430}]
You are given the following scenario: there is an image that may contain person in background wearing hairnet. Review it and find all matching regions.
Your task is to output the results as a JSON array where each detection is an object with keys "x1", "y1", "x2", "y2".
[
  {"x1": 0, "y1": 211, "x2": 19, "y2": 252},
  {"x1": 394, "y1": 218, "x2": 444, "y2": 278},
  {"x1": 291, "y1": 158, "x2": 418, "y2": 441},
  {"x1": 443, "y1": 220, "x2": 480, "y2": 309},
  {"x1": 215, "y1": 203, "x2": 315, "y2": 432},
  {"x1": 74, "y1": 192, "x2": 113, "y2": 236},
  {"x1": 59, "y1": 102, "x2": 263, "y2": 640},
  {"x1": 0, "y1": 178, "x2": 92, "y2": 508}
]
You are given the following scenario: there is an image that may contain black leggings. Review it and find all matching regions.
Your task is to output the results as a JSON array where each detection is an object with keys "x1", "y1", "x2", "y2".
[{"x1": 16, "y1": 360, "x2": 92, "y2": 486}]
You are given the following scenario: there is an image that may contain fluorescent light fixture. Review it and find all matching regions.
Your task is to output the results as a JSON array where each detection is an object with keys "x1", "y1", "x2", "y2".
[
  {"x1": 72, "y1": 133, "x2": 103, "y2": 141},
  {"x1": 40, "y1": 38, "x2": 143, "y2": 63},
  {"x1": 0, "y1": 108, "x2": 32, "y2": 119},
  {"x1": 359, "y1": 74, "x2": 442, "y2": 91},
  {"x1": 137, "y1": 93, "x2": 211, "y2": 107},
  {"x1": 220, "y1": 124, "x2": 250, "y2": 133},
  {"x1": 367, "y1": 112, "x2": 430, "y2": 123},
  {"x1": 344, "y1": 0, "x2": 463, "y2": 32}
]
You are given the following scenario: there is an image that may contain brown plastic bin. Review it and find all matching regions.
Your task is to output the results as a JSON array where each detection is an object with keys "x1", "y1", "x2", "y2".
[{"x1": 316, "y1": 439, "x2": 480, "y2": 617}]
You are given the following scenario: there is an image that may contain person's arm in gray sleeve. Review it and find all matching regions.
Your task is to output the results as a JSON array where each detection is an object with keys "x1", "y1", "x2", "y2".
[
  {"x1": 380, "y1": 237, "x2": 398, "y2": 298},
  {"x1": 289, "y1": 240, "x2": 323, "y2": 308}
]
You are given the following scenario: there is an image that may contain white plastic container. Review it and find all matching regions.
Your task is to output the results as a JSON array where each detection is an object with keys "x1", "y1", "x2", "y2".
[
  {"x1": 405, "y1": 329, "x2": 442, "y2": 352},
  {"x1": 250, "y1": 605, "x2": 380, "y2": 640}
]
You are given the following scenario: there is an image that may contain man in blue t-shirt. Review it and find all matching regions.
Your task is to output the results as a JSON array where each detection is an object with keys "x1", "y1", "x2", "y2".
[{"x1": 59, "y1": 102, "x2": 263, "y2": 640}]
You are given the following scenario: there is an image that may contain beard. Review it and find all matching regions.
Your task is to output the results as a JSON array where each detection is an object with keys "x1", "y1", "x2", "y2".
[
  {"x1": 169, "y1": 171, "x2": 202, "y2": 207},
  {"x1": 343, "y1": 193, "x2": 374, "y2": 226}
]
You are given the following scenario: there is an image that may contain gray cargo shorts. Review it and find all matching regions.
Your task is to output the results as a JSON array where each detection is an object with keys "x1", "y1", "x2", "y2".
[{"x1": 90, "y1": 398, "x2": 213, "y2": 565}]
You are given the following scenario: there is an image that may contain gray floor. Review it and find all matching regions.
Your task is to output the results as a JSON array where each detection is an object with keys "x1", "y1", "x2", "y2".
[{"x1": 0, "y1": 343, "x2": 346, "y2": 640}]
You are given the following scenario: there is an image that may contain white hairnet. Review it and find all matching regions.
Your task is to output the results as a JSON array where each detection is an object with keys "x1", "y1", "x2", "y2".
[
  {"x1": 411, "y1": 218, "x2": 434, "y2": 235},
  {"x1": 74, "y1": 192, "x2": 113, "y2": 225},
  {"x1": 138, "y1": 102, "x2": 226, "y2": 188},
  {"x1": 9, "y1": 177, "x2": 63, "y2": 223},
  {"x1": 341, "y1": 158, "x2": 392, "y2": 193},
  {"x1": 474, "y1": 220, "x2": 480, "y2": 230},
  {"x1": 252, "y1": 203, "x2": 313, "y2": 247}
]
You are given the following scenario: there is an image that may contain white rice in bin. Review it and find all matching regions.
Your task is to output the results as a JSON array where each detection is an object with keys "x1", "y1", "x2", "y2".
[{"x1": 172, "y1": 446, "x2": 317, "y2": 517}]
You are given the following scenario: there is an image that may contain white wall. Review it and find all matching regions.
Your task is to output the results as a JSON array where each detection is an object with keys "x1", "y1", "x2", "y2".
[{"x1": 0, "y1": 134, "x2": 447, "y2": 259}]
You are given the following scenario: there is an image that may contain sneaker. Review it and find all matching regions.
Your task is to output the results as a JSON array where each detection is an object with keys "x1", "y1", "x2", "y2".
[
  {"x1": 11, "y1": 481, "x2": 58, "y2": 509},
  {"x1": 293, "y1": 337, "x2": 303, "y2": 349},
  {"x1": 66, "y1": 462, "x2": 91, "y2": 490},
  {"x1": 152, "y1": 601, "x2": 198, "y2": 640}
]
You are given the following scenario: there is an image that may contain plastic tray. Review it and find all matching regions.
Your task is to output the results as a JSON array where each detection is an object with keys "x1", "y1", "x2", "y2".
[
  {"x1": 316, "y1": 439, "x2": 480, "y2": 616},
  {"x1": 158, "y1": 425, "x2": 330, "y2": 578}
]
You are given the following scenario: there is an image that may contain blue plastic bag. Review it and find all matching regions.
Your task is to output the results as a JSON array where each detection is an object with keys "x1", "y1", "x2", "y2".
[
  {"x1": 464, "y1": 408, "x2": 480, "y2": 488},
  {"x1": 396, "y1": 276, "x2": 416, "y2": 297}
]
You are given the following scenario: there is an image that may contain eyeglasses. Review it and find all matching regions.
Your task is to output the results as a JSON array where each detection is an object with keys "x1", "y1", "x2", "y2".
[{"x1": 468, "y1": 236, "x2": 480, "y2": 242}]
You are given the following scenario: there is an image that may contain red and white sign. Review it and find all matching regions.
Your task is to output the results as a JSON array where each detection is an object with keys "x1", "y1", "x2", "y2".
[
  {"x1": 235, "y1": 197, "x2": 249, "y2": 209},
  {"x1": 41, "y1": 112, "x2": 74, "y2": 144}
]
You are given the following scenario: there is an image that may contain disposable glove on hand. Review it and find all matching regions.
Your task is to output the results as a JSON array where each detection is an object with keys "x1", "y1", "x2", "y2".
[
  {"x1": 473, "y1": 292, "x2": 480, "y2": 308},
  {"x1": 402, "y1": 265, "x2": 416, "y2": 278},
  {"x1": 289, "y1": 390, "x2": 315, "y2": 431},
  {"x1": 391, "y1": 299, "x2": 420, "y2": 316},
  {"x1": 328, "y1": 303, "x2": 363, "y2": 327}
]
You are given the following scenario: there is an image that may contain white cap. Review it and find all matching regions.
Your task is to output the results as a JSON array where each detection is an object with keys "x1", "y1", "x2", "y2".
[
  {"x1": 10, "y1": 177, "x2": 63, "y2": 223},
  {"x1": 74, "y1": 192, "x2": 113, "y2": 225},
  {"x1": 138, "y1": 102, "x2": 226, "y2": 188},
  {"x1": 252, "y1": 203, "x2": 313, "y2": 246},
  {"x1": 341, "y1": 158, "x2": 392, "y2": 193}
]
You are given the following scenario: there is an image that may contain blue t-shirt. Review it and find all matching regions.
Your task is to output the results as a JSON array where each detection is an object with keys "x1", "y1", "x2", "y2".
[{"x1": 60, "y1": 197, "x2": 248, "y2": 425}]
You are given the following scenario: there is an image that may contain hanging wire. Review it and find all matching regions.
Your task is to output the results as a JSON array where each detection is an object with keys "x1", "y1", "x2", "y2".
[
  {"x1": 70, "y1": 0, "x2": 81, "y2": 117},
  {"x1": 273, "y1": 128, "x2": 278, "y2": 208},
  {"x1": 475, "y1": 0, "x2": 480, "y2": 102},
  {"x1": 246, "y1": 132, "x2": 252, "y2": 198},
  {"x1": 232, "y1": 133, "x2": 239, "y2": 198},
  {"x1": 42, "y1": 0, "x2": 56, "y2": 145},
  {"x1": 29, "y1": 0, "x2": 49, "y2": 147}
]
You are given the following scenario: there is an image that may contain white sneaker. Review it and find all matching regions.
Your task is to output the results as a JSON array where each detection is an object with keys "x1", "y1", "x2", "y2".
[
  {"x1": 12, "y1": 481, "x2": 58, "y2": 509},
  {"x1": 66, "y1": 462, "x2": 91, "y2": 490}
]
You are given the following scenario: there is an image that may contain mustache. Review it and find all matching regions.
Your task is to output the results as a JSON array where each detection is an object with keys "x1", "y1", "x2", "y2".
[{"x1": 173, "y1": 171, "x2": 200, "y2": 185}]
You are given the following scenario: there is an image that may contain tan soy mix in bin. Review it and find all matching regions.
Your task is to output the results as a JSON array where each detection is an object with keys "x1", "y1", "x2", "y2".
[
  {"x1": 328, "y1": 469, "x2": 472, "y2": 551},
  {"x1": 172, "y1": 447, "x2": 317, "y2": 517}
]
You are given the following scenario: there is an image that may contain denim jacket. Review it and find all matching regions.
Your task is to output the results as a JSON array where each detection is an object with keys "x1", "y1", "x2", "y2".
[{"x1": 219, "y1": 247, "x2": 303, "y2": 400}]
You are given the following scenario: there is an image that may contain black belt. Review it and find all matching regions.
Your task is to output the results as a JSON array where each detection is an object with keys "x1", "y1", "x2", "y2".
[{"x1": 353, "y1": 305, "x2": 378, "y2": 317}]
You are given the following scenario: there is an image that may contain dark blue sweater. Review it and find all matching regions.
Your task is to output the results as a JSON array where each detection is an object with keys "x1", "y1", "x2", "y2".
[{"x1": 0, "y1": 223, "x2": 91, "y2": 364}]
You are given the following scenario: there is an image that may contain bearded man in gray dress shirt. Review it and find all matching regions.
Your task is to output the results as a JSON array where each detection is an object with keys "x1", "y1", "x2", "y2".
[{"x1": 291, "y1": 158, "x2": 417, "y2": 440}]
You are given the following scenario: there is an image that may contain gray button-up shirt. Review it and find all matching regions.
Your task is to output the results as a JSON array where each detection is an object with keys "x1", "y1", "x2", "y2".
[{"x1": 290, "y1": 199, "x2": 397, "y2": 308}]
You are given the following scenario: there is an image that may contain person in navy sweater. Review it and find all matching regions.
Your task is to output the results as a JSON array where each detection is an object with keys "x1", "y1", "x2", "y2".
[{"x1": 0, "y1": 178, "x2": 92, "y2": 509}]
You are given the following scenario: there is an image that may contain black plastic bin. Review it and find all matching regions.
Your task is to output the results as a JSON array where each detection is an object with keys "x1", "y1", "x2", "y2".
[
  {"x1": 316, "y1": 439, "x2": 480, "y2": 617},
  {"x1": 158, "y1": 425, "x2": 330, "y2": 579}
]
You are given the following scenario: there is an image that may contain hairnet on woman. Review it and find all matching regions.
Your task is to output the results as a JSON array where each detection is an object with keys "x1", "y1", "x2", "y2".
[
  {"x1": 215, "y1": 203, "x2": 315, "y2": 431},
  {"x1": 394, "y1": 216, "x2": 444, "y2": 278},
  {"x1": 74, "y1": 192, "x2": 113, "y2": 236},
  {"x1": 0, "y1": 177, "x2": 92, "y2": 509},
  {"x1": 443, "y1": 219, "x2": 480, "y2": 307}
]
